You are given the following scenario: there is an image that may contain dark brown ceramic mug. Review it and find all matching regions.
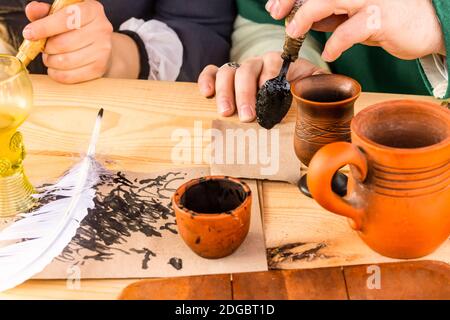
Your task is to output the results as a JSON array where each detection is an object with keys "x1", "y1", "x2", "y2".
[
  {"x1": 172, "y1": 176, "x2": 252, "y2": 259},
  {"x1": 292, "y1": 74, "x2": 362, "y2": 197}
]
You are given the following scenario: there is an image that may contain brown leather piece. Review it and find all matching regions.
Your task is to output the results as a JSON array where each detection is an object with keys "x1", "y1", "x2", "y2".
[
  {"x1": 119, "y1": 261, "x2": 450, "y2": 300},
  {"x1": 119, "y1": 274, "x2": 232, "y2": 300}
]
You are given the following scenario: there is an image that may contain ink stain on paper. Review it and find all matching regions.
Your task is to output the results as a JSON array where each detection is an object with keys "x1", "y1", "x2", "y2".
[
  {"x1": 130, "y1": 248, "x2": 157, "y2": 270},
  {"x1": 160, "y1": 222, "x2": 178, "y2": 234},
  {"x1": 54, "y1": 171, "x2": 185, "y2": 270},
  {"x1": 267, "y1": 242, "x2": 329, "y2": 269},
  {"x1": 169, "y1": 257, "x2": 183, "y2": 270}
]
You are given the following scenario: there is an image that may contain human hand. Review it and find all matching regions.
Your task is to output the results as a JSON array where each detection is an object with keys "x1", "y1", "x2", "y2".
[
  {"x1": 198, "y1": 52, "x2": 328, "y2": 122},
  {"x1": 23, "y1": 0, "x2": 113, "y2": 84},
  {"x1": 266, "y1": 0, "x2": 446, "y2": 61}
]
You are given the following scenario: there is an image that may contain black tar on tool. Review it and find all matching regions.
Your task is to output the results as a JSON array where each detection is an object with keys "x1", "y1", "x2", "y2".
[{"x1": 256, "y1": 0, "x2": 306, "y2": 130}]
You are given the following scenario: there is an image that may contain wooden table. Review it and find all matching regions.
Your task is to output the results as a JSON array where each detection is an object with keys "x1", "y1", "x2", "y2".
[{"x1": 0, "y1": 75, "x2": 446, "y2": 300}]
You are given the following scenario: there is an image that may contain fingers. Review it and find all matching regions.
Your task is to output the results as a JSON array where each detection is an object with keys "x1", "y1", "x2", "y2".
[
  {"x1": 265, "y1": 0, "x2": 367, "y2": 38},
  {"x1": 43, "y1": 41, "x2": 107, "y2": 71},
  {"x1": 23, "y1": 0, "x2": 101, "y2": 41},
  {"x1": 266, "y1": 0, "x2": 374, "y2": 62},
  {"x1": 198, "y1": 65, "x2": 218, "y2": 98},
  {"x1": 322, "y1": 10, "x2": 374, "y2": 61},
  {"x1": 265, "y1": 0, "x2": 296, "y2": 20},
  {"x1": 215, "y1": 65, "x2": 239, "y2": 117},
  {"x1": 44, "y1": 19, "x2": 108, "y2": 54},
  {"x1": 204, "y1": 54, "x2": 284, "y2": 122},
  {"x1": 259, "y1": 52, "x2": 284, "y2": 87},
  {"x1": 25, "y1": 1, "x2": 51, "y2": 22},
  {"x1": 234, "y1": 57, "x2": 264, "y2": 122},
  {"x1": 287, "y1": 58, "x2": 330, "y2": 82},
  {"x1": 47, "y1": 60, "x2": 107, "y2": 84},
  {"x1": 286, "y1": 0, "x2": 337, "y2": 38},
  {"x1": 311, "y1": 14, "x2": 349, "y2": 32}
]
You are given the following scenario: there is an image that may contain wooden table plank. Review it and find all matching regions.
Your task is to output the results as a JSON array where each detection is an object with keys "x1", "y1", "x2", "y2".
[{"x1": 26, "y1": 75, "x2": 437, "y2": 159}]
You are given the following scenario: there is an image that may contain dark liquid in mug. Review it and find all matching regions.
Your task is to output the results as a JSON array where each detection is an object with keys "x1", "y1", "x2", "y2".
[
  {"x1": 302, "y1": 89, "x2": 353, "y2": 103},
  {"x1": 180, "y1": 179, "x2": 246, "y2": 214}
]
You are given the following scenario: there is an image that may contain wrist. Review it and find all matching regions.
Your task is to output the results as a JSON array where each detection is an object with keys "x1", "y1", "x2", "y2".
[
  {"x1": 116, "y1": 30, "x2": 150, "y2": 79},
  {"x1": 104, "y1": 33, "x2": 140, "y2": 79}
]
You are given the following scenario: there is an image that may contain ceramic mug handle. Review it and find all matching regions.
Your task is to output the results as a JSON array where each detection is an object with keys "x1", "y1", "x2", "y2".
[{"x1": 307, "y1": 142, "x2": 368, "y2": 230}]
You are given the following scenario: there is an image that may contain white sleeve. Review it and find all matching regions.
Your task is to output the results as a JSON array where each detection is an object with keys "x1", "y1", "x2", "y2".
[
  {"x1": 119, "y1": 18, "x2": 183, "y2": 81},
  {"x1": 419, "y1": 54, "x2": 448, "y2": 98}
]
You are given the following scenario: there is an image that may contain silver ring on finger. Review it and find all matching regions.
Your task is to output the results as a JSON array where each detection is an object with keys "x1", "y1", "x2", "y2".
[{"x1": 221, "y1": 62, "x2": 241, "y2": 70}]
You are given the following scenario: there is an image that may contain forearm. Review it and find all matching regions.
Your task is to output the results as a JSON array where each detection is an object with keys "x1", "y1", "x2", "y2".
[{"x1": 104, "y1": 32, "x2": 140, "y2": 79}]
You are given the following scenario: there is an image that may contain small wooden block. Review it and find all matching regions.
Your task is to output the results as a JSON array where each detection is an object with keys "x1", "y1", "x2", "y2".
[
  {"x1": 119, "y1": 274, "x2": 232, "y2": 300},
  {"x1": 344, "y1": 261, "x2": 450, "y2": 300},
  {"x1": 232, "y1": 268, "x2": 348, "y2": 300}
]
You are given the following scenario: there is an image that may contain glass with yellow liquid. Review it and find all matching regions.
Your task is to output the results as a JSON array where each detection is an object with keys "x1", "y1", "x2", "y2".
[{"x1": 0, "y1": 54, "x2": 34, "y2": 217}]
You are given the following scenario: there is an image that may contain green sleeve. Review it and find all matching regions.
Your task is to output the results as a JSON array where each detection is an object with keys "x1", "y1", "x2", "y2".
[
  {"x1": 419, "y1": 0, "x2": 450, "y2": 99},
  {"x1": 237, "y1": 0, "x2": 284, "y2": 26}
]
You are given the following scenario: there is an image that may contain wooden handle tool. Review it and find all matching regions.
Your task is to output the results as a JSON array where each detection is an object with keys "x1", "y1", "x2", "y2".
[
  {"x1": 281, "y1": 0, "x2": 306, "y2": 62},
  {"x1": 16, "y1": 0, "x2": 84, "y2": 67}
]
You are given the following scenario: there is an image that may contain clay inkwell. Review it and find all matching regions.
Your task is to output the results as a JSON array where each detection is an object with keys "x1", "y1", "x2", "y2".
[{"x1": 172, "y1": 176, "x2": 252, "y2": 259}]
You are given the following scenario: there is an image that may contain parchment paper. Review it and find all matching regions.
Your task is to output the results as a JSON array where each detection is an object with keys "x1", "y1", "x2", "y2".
[
  {"x1": 34, "y1": 167, "x2": 268, "y2": 279},
  {"x1": 210, "y1": 120, "x2": 302, "y2": 184}
]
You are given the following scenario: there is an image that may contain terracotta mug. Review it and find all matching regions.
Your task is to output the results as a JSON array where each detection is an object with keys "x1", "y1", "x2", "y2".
[
  {"x1": 172, "y1": 176, "x2": 252, "y2": 259},
  {"x1": 292, "y1": 74, "x2": 361, "y2": 197},
  {"x1": 308, "y1": 100, "x2": 450, "y2": 259}
]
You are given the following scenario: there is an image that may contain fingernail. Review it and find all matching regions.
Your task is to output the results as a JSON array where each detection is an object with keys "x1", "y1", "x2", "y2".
[
  {"x1": 219, "y1": 101, "x2": 232, "y2": 114},
  {"x1": 265, "y1": 0, "x2": 274, "y2": 12},
  {"x1": 239, "y1": 105, "x2": 255, "y2": 122},
  {"x1": 22, "y1": 26, "x2": 34, "y2": 40},
  {"x1": 271, "y1": 0, "x2": 280, "y2": 18},
  {"x1": 287, "y1": 20, "x2": 298, "y2": 38}
]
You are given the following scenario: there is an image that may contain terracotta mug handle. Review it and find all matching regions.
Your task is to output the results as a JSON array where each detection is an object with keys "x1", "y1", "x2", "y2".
[{"x1": 307, "y1": 142, "x2": 368, "y2": 230}]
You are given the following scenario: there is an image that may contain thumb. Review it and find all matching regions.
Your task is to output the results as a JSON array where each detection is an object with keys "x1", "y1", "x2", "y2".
[{"x1": 25, "y1": 1, "x2": 51, "y2": 22}]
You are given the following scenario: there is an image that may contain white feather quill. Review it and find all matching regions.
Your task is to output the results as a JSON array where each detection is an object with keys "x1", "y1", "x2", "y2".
[{"x1": 0, "y1": 109, "x2": 105, "y2": 292}]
